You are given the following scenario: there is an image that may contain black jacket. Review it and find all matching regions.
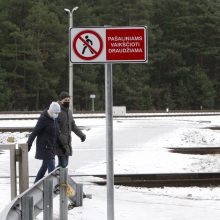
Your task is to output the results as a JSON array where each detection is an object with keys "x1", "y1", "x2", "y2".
[
  {"x1": 27, "y1": 110, "x2": 59, "y2": 160},
  {"x1": 56, "y1": 103, "x2": 85, "y2": 156}
]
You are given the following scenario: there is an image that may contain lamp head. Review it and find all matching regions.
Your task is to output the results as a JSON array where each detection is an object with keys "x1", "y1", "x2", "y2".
[
  {"x1": 64, "y1": 8, "x2": 70, "y2": 14},
  {"x1": 72, "y1": 6, "x2": 79, "y2": 12}
]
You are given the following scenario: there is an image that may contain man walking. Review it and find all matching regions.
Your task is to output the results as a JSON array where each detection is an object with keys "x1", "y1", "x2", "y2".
[{"x1": 56, "y1": 91, "x2": 86, "y2": 168}]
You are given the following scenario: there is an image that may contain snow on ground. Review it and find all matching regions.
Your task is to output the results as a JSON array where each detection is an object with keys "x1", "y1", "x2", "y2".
[{"x1": 1, "y1": 114, "x2": 220, "y2": 219}]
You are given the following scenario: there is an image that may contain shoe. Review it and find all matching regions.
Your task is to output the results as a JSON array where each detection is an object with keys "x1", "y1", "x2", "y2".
[
  {"x1": 68, "y1": 202, "x2": 76, "y2": 210},
  {"x1": 83, "y1": 193, "x2": 92, "y2": 199}
]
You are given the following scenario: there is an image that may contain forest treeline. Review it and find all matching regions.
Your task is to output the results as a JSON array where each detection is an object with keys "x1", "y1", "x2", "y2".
[{"x1": 0, "y1": 0, "x2": 219, "y2": 111}]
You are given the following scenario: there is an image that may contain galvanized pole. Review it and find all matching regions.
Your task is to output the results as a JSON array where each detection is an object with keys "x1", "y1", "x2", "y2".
[
  {"x1": 10, "y1": 144, "x2": 17, "y2": 199},
  {"x1": 92, "y1": 98, "x2": 95, "y2": 112},
  {"x1": 64, "y1": 7, "x2": 79, "y2": 112},
  {"x1": 69, "y1": 12, "x2": 73, "y2": 112},
  {"x1": 18, "y1": 143, "x2": 29, "y2": 193},
  {"x1": 90, "y1": 94, "x2": 96, "y2": 112},
  {"x1": 21, "y1": 196, "x2": 34, "y2": 220},
  {"x1": 105, "y1": 63, "x2": 114, "y2": 220},
  {"x1": 60, "y1": 168, "x2": 68, "y2": 220},
  {"x1": 43, "y1": 179, "x2": 53, "y2": 220},
  {"x1": 0, "y1": 144, "x2": 17, "y2": 199}
]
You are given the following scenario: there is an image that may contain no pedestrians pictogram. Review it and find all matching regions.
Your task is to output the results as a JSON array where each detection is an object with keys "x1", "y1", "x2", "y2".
[{"x1": 72, "y1": 30, "x2": 103, "y2": 60}]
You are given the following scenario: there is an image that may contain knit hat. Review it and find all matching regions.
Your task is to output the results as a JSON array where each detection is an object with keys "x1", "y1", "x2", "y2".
[
  {"x1": 49, "y1": 102, "x2": 61, "y2": 113},
  {"x1": 59, "y1": 91, "x2": 70, "y2": 101}
]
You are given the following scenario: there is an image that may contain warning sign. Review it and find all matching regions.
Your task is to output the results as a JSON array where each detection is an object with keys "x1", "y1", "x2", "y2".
[
  {"x1": 70, "y1": 26, "x2": 147, "y2": 63},
  {"x1": 106, "y1": 28, "x2": 146, "y2": 62}
]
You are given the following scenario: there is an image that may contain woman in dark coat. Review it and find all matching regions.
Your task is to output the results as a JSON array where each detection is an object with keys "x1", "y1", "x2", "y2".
[{"x1": 27, "y1": 102, "x2": 61, "y2": 183}]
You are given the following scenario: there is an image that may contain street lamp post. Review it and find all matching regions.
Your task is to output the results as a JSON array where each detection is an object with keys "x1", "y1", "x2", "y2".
[{"x1": 64, "y1": 6, "x2": 79, "y2": 112}]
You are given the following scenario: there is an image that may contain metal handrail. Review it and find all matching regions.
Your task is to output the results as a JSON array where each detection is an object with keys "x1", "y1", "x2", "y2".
[{"x1": 0, "y1": 168, "x2": 79, "y2": 220}]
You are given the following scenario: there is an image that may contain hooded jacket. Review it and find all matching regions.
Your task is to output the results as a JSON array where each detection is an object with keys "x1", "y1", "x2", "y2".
[{"x1": 27, "y1": 110, "x2": 59, "y2": 160}]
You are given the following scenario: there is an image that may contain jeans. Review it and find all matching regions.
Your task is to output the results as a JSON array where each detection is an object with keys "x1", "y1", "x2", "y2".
[
  {"x1": 34, "y1": 159, "x2": 55, "y2": 183},
  {"x1": 57, "y1": 156, "x2": 69, "y2": 168}
]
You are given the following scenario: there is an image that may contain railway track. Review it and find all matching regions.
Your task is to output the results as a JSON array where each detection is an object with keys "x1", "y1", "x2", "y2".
[
  {"x1": 0, "y1": 112, "x2": 220, "y2": 133},
  {"x1": 1, "y1": 173, "x2": 219, "y2": 188},
  {"x1": 0, "y1": 126, "x2": 219, "y2": 133},
  {"x1": 0, "y1": 111, "x2": 220, "y2": 121},
  {"x1": 169, "y1": 147, "x2": 220, "y2": 154},
  {"x1": 0, "y1": 115, "x2": 104, "y2": 120},
  {"x1": 27, "y1": 173, "x2": 220, "y2": 188},
  {"x1": 90, "y1": 173, "x2": 220, "y2": 187},
  {"x1": 0, "y1": 126, "x2": 88, "y2": 132}
]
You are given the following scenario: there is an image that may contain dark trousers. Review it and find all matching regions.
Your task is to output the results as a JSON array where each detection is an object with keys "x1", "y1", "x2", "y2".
[
  {"x1": 34, "y1": 159, "x2": 55, "y2": 183},
  {"x1": 57, "y1": 156, "x2": 69, "y2": 168}
]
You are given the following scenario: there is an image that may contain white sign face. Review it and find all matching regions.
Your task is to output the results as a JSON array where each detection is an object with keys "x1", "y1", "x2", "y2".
[
  {"x1": 90, "y1": 94, "x2": 96, "y2": 98},
  {"x1": 70, "y1": 28, "x2": 106, "y2": 63}
]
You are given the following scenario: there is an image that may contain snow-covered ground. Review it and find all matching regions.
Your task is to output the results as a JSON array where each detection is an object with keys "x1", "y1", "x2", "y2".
[{"x1": 1, "y1": 114, "x2": 220, "y2": 219}]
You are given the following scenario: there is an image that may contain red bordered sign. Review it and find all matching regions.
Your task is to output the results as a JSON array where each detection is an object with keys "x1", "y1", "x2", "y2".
[{"x1": 70, "y1": 26, "x2": 148, "y2": 63}]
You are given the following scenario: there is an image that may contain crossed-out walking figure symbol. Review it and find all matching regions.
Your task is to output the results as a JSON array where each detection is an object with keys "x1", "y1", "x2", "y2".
[{"x1": 82, "y1": 35, "x2": 94, "y2": 55}]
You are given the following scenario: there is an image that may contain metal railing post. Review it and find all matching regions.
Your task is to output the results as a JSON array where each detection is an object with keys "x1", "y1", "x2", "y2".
[
  {"x1": 43, "y1": 179, "x2": 53, "y2": 220},
  {"x1": 21, "y1": 195, "x2": 34, "y2": 220},
  {"x1": 18, "y1": 143, "x2": 29, "y2": 193},
  {"x1": 75, "y1": 183, "x2": 83, "y2": 206},
  {"x1": 9, "y1": 144, "x2": 17, "y2": 199},
  {"x1": 0, "y1": 144, "x2": 17, "y2": 199},
  {"x1": 60, "y1": 168, "x2": 68, "y2": 220}
]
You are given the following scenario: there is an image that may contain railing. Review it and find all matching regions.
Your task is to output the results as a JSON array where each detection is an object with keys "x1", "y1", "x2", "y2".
[
  {"x1": 0, "y1": 143, "x2": 84, "y2": 220},
  {"x1": 0, "y1": 167, "x2": 83, "y2": 220},
  {"x1": 0, "y1": 143, "x2": 29, "y2": 199}
]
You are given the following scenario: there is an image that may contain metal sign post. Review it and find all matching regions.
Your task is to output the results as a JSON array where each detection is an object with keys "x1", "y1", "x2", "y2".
[
  {"x1": 69, "y1": 25, "x2": 148, "y2": 220},
  {"x1": 105, "y1": 63, "x2": 114, "y2": 220},
  {"x1": 90, "y1": 94, "x2": 96, "y2": 112}
]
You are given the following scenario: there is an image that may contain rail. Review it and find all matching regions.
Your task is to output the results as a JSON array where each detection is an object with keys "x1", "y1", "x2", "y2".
[
  {"x1": 0, "y1": 144, "x2": 29, "y2": 199},
  {"x1": 92, "y1": 173, "x2": 220, "y2": 187},
  {"x1": 0, "y1": 126, "x2": 88, "y2": 132},
  {"x1": 169, "y1": 147, "x2": 220, "y2": 154},
  {"x1": 0, "y1": 111, "x2": 220, "y2": 121},
  {"x1": 0, "y1": 168, "x2": 83, "y2": 220}
]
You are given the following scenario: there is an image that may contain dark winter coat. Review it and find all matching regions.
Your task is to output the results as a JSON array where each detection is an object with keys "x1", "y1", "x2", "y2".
[
  {"x1": 27, "y1": 110, "x2": 59, "y2": 160},
  {"x1": 56, "y1": 103, "x2": 85, "y2": 156}
]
